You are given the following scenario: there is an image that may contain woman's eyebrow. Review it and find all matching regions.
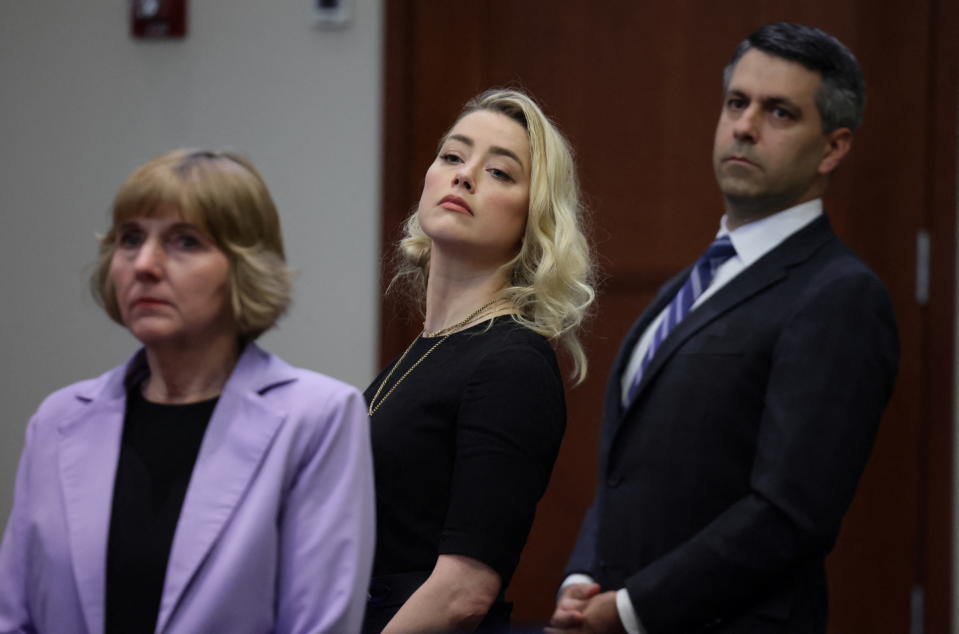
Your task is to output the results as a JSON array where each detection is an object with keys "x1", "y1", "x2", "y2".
[
  {"x1": 488, "y1": 145, "x2": 525, "y2": 170},
  {"x1": 446, "y1": 134, "x2": 525, "y2": 169}
]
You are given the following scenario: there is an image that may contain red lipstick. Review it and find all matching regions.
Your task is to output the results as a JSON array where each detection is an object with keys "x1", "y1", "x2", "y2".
[{"x1": 439, "y1": 194, "x2": 472, "y2": 215}]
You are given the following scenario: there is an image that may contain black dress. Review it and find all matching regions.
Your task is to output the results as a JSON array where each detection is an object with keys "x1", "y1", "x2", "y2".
[{"x1": 363, "y1": 318, "x2": 566, "y2": 632}]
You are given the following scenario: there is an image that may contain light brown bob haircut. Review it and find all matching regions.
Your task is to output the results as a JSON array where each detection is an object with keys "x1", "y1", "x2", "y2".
[{"x1": 91, "y1": 148, "x2": 293, "y2": 341}]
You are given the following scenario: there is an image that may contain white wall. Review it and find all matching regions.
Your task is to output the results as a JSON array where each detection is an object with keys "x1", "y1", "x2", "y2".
[{"x1": 0, "y1": 1, "x2": 382, "y2": 521}]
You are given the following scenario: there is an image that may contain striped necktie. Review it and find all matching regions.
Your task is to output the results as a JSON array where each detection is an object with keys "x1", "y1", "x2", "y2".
[{"x1": 626, "y1": 235, "x2": 737, "y2": 405}]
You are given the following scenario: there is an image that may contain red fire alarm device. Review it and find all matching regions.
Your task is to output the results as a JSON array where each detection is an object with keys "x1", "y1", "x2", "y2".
[{"x1": 131, "y1": 0, "x2": 187, "y2": 39}]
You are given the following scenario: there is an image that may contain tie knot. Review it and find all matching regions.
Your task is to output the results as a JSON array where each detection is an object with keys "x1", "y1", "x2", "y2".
[
  {"x1": 702, "y1": 235, "x2": 737, "y2": 275},
  {"x1": 705, "y1": 235, "x2": 736, "y2": 259}
]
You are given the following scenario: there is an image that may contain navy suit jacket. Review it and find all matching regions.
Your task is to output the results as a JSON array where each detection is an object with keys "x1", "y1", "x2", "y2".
[{"x1": 566, "y1": 215, "x2": 899, "y2": 633}]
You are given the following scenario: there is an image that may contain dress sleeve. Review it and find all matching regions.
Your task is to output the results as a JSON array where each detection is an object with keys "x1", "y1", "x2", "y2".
[
  {"x1": 274, "y1": 386, "x2": 376, "y2": 634},
  {"x1": 438, "y1": 341, "x2": 566, "y2": 583}
]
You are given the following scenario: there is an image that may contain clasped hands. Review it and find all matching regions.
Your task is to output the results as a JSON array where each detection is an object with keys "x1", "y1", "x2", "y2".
[{"x1": 546, "y1": 583, "x2": 626, "y2": 634}]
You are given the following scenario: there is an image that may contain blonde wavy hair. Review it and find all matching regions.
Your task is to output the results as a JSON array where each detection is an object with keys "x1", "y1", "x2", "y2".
[
  {"x1": 393, "y1": 89, "x2": 596, "y2": 383},
  {"x1": 91, "y1": 148, "x2": 293, "y2": 341}
]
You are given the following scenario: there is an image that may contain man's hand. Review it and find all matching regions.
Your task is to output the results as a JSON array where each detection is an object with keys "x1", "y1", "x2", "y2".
[
  {"x1": 548, "y1": 582, "x2": 600, "y2": 630},
  {"x1": 547, "y1": 585, "x2": 625, "y2": 633},
  {"x1": 579, "y1": 591, "x2": 626, "y2": 633}
]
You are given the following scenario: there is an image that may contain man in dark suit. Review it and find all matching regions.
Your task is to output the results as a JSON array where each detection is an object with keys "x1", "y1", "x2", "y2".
[{"x1": 548, "y1": 22, "x2": 899, "y2": 634}]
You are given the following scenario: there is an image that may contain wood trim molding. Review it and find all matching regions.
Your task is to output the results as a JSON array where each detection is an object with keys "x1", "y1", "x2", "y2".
[
  {"x1": 924, "y1": 0, "x2": 957, "y2": 628},
  {"x1": 379, "y1": 0, "x2": 420, "y2": 366}
]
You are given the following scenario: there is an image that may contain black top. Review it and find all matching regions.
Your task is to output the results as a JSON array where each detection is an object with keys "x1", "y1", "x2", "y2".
[
  {"x1": 364, "y1": 317, "x2": 566, "y2": 589},
  {"x1": 105, "y1": 387, "x2": 217, "y2": 634}
]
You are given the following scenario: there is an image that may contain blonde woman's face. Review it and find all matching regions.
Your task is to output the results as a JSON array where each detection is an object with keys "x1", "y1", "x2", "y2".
[
  {"x1": 109, "y1": 205, "x2": 235, "y2": 348},
  {"x1": 417, "y1": 110, "x2": 531, "y2": 267}
]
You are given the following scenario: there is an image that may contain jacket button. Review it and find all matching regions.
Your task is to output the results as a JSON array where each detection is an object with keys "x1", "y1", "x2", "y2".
[{"x1": 607, "y1": 474, "x2": 623, "y2": 487}]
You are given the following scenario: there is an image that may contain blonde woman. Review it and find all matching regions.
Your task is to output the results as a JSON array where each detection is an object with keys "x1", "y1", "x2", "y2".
[
  {"x1": 0, "y1": 149, "x2": 375, "y2": 633},
  {"x1": 364, "y1": 90, "x2": 596, "y2": 633}
]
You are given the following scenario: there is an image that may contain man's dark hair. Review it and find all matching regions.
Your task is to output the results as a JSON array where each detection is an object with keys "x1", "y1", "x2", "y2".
[{"x1": 723, "y1": 22, "x2": 866, "y2": 132}]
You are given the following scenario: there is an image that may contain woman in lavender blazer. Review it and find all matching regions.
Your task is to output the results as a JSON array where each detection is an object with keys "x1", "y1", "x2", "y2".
[{"x1": 0, "y1": 149, "x2": 375, "y2": 634}]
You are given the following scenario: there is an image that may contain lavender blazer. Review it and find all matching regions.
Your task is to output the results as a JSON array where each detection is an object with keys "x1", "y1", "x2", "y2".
[{"x1": 0, "y1": 343, "x2": 375, "y2": 634}]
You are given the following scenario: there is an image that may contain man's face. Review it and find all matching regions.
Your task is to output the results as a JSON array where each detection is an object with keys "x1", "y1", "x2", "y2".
[{"x1": 713, "y1": 49, "x2": 839, "y2": 221}]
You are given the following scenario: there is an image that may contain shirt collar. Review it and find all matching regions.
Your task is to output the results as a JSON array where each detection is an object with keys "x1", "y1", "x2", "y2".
[{"x1": 718, "y1": 199, "x2": 823, "y2": 267}]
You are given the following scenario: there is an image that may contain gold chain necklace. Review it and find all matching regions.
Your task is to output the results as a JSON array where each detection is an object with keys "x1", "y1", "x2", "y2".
[
  {"x1": 422, "y1": 298, "x2": 500, "y2": 337},
  {"x1": 367, "y1": 299, "x2": 499, "y2": 416}
]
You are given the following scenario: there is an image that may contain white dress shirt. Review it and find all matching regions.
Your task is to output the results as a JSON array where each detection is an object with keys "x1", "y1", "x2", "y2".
[{"x1": 562, "y1": 199, "x2": 823, "y2": 634}]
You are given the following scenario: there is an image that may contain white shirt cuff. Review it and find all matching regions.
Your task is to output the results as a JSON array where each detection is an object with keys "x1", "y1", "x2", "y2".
[
  {"x1": 616, "y1": 588, "x2": 647, "y2": 634},
  {"x1": 559, "y1": 573, "x2": 596, "y2": 593}
]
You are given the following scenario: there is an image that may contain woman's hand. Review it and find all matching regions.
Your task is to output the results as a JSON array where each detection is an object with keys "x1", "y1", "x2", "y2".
[{"x1": 381, "y1": 554, "x2": 501, "y2": 634}]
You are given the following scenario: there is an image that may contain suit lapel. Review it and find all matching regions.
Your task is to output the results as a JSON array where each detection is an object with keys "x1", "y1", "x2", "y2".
[
  {"x1": 155, "y1": 344, "x2": 292, "y2": 633},
  {"x1": 604, "y1": 273, "x2": 685, "y2": 426},
  {"x1": 620, "y1": 215, "x2": 835, "y2": 421},
  {"x1": 58, "y1": 360, "x2": 137, "y2": 634},
  {"x1": 622, "y1": 262, "x2": 787, "y2": 418},
  {"x1": 612, "y1": 277, "x2": 684, "y2": 388}
]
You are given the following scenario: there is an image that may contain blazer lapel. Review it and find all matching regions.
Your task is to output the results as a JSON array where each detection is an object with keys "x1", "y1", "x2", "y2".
[
  {"x1": 58, "y1": 359, "x2": 138, "y2": 634},
  {"x1": 621, "y1": 215, "x2": 835, "y2": 420},
  {"x1": 156, "y1": 344, "x2": 292, "y2": 633}
]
